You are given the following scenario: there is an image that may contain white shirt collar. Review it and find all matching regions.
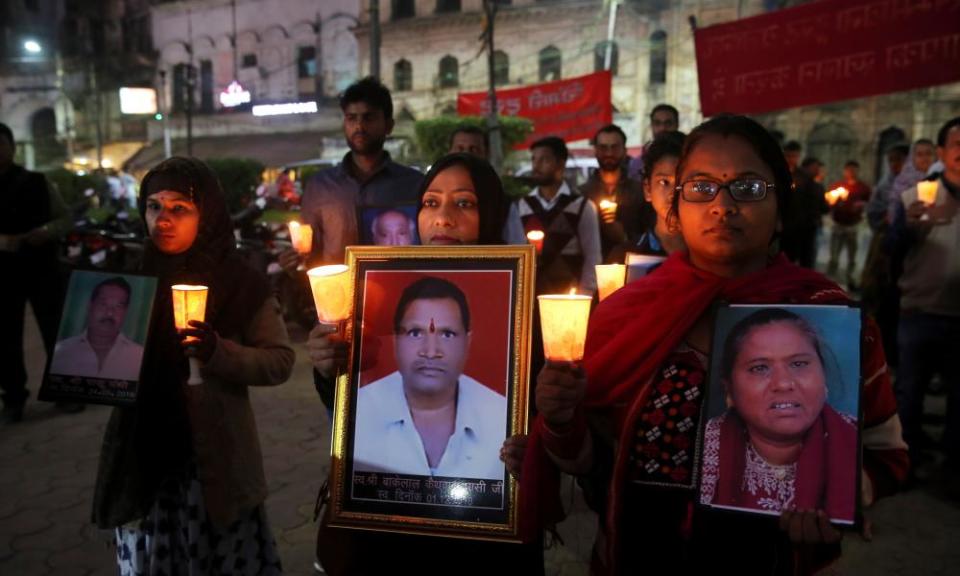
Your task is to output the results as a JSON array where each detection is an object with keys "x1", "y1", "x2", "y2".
[{"x1": 530, "y1": 181, "x2": 573, "y2": 211}]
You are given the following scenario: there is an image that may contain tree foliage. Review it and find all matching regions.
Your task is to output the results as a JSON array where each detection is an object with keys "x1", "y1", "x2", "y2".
[
  {"x1": 413, "y1": 115, "x2": 533, "y2": 164},
  {"x1": 204, "y1": 157, "x2": 265, "y2": 213}
]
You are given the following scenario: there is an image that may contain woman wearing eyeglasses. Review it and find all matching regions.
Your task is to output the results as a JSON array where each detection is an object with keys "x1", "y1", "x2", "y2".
[{"x1": 524, "y1": 115, "x2": 908, "y2": 575}]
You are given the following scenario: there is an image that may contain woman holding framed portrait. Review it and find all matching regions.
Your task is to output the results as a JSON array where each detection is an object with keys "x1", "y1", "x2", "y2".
[
  {"x1": 526, "y1": 115, "x2": 909, "y2": 575},
  {"x1": 310, "y1": 153, "x2": 543, "y2": 575},
  {"x1": 92, "y1": 157, "x2": 295, "y2": 575}
]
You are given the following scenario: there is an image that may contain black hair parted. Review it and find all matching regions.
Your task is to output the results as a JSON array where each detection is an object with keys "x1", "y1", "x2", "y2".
[
  {"x1": 530, "y1": 136, "x2": 568, "y2": 165},
  {"x1": 642, "y1": 130, "x2": 686, "y2": 180},
  {"x1": 720, "y1": 308, "x2": 824, "y2": 383},
  {"x1": 670, "y1": 114, "x2": 792, "y2": 228},
  {"x1": 592, "y1": 124, "x2": 627, "y2": 146},
  {"x1": 339, "y1": 76, "x2": 394, "y2": 121},
  {"x1": 90, "y1": 276, "x2": 132, "y2": 304},
  {"x1": 650, "y1": 103, "x2": 679, "y2": 123},
  {"x1": 937, "y1": 116, "x2": 960, "y2": 147},
  {"x1": 393, "y1": 276, "x2": 471, "y2": 334}
]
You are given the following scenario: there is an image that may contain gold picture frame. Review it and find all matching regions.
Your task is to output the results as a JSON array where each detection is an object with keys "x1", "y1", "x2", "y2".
[{"x1": 327, "y1": 245, "x2": 535, "y2": 541}]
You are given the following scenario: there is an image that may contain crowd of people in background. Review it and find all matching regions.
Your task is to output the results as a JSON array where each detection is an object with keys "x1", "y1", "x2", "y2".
[{"x1": 2, "y1": 74, "x2": 958, "y2": 576}]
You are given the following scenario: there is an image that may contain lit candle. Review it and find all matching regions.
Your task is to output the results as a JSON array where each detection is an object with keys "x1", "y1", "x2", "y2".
[
  {"x1": 171, "y1": 284, "x2": 209, "y2": 385},
  {"x1": 825, "y1": 186, "x2": 848, "y2": 206},
  {"x1": 526, "y1": 230, "x2": 545, "y2": 254},
  {"x1": 595, "y1": 264, "x2": 626, "y2": 302},
  {"x1": 538, "y1": 290, "x2": 592, "y2": 362},
  {"x1": 288, "y1": 220, "x2": 313, "y2": 254},
  {"x1": 307, "y1": 264, "x2": 352, "y2": 324},
  {"x1": 917, "y1": 181, "x2": 938, "y2": 205},
  {"x1": 599, "y1": 198, "x2": 618, "y2": 213}
]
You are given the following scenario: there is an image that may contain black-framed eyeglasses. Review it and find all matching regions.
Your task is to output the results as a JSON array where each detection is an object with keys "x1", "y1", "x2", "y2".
[{"x1": 676, "y1": 178, "x2": 774, "y2": 203}]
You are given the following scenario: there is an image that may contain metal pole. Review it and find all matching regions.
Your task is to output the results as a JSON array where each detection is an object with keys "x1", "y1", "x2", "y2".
[
  {"x1": 186, "y1": 9, "x2": 194, "y2": 156},
  {"x1": 370, "y1": 0, "x2": 380, "y2": 79},
  {"x1": 316, "y1": 14, "x2": 324, "y2": 99},
  {"x1": 604, "y1": 0, "x2": 619, "y2": 71},
  {"x1": 483, "y1": 0, "x2": 503, "y2": 172},
  {"x1": 91, "y1": 61, "x2": 103, "y2": 170},
  {"x1": 55, "y1": 50, "x2": 74, "y2": 161},
  {"x1": 159, "y1": 70, "x2": 172, "y2": 159}
]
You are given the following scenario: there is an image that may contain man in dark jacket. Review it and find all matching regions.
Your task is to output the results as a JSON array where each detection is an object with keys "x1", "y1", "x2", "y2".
[
  {"x1": 781, "y1": 156, "x2": 829, "y2": 269},
  {"x1": 0, "y1": 123, "x2": 70, "y2": 423}
]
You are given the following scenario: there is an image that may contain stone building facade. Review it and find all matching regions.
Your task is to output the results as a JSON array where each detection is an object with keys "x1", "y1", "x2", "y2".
[
  {"x1": 354, "y1": 0, "x2": 960, "y2": 178},
  {"x1": 145, "y1": 0, "x2": 360, "y2": 164}
]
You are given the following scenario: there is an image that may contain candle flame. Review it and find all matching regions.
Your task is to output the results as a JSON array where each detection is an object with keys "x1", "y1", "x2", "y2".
[
  {"x1": 569, "y1": 287, "x2": 576, "y2": 295},
  {"x1": 526, "y1": 230, "x2": 545, "y2": 241}
]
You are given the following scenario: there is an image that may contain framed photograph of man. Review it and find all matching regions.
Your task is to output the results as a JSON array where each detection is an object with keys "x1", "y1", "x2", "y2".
[
  {"x1": 359, "y1": 204, "x2": 419, "y2": 246},
  {"x1": 698, "y1": 304, "x2": 862, "y2": 526},
  {"x1": 39, "y1": 269, "x2": 158, "y2": 406},
  {"x1": 327, "y1": 245, "x2": 535, "y2": 541}
]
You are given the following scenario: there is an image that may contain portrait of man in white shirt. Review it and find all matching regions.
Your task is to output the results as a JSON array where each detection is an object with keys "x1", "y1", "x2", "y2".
[
  {"x1": 49, "y1": 276, "x2": 145, "y2": 381},
  {"x1": 353, "y1": 276, "x2": 507, "y2": 480}
]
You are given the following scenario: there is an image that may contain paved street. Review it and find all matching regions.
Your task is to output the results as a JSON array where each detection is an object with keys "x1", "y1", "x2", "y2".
[{"x1": 2, "y1": 308, "x2": 959, "y2": 575}]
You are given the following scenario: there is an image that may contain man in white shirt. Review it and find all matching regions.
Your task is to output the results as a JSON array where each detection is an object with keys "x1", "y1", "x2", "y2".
[
  {"x1": 515, "y1": 136, "x2": 601, "y2": 295},
  {"x1": 354, "y1": 276, "x2": 507, "y2": 480},
  {"x1": 49, "y1": 276, "x2": 144, "y2": 381}
]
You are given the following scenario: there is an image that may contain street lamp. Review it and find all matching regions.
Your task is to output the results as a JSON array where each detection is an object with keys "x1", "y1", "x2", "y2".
[{"x1": 23, "y1": 40, "x2": 43, "y2": 54}]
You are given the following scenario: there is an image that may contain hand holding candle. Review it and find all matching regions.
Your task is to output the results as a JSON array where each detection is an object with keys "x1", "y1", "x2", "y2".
[
  {"x1": 538, "y1": 291, "x2": 592, "y2": 362},
  {"x1": 917, "y1": 181, "x2": 938, "y2": 205},
  {"x1": 825, "y1": 186, "x2": 849, "y2": 207},
  {"x1": 595, "y1": 264, "x2": 626, "y2": 302},
  {"x1": 598, "y1": 198, "x2": 618, "y2": 224},
  {"x1": 172, "y1": 284, "x2": 209, "y2": 385},
  {"x1": 526, "y1": 230, "x2": 545, "y2": 254}
]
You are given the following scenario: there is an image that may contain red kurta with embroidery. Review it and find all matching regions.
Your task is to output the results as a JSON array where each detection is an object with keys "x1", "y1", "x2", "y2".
[{"x1": 519, "y1": 253, "x2": 909, "y2": 576}]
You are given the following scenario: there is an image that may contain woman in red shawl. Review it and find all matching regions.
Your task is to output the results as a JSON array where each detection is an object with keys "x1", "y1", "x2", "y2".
[
  {"x1": 523, "y1": 115, "x2": 908, "y2": 575},
  {"x1": 699, "y1": 308, "x2": 858, "y2": 525}
]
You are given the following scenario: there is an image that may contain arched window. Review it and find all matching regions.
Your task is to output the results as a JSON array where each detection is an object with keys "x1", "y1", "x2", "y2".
[
  {"x1": 172, "y1": 63, "x2": 191, "y2": 113},
  {"x1": 493, "y1": 50, "x2": 509, "y2": 86},
  {"x1": 649, "y1": 31, "x2": 667, "y2": 85},
  {"x1": 439, "y1": 55, "x2": 459, "y2": 88},
  {"x1": 539, "y1": 46, "x2": 561, "y2": 82},
  {"x1": 594, "y1": 41, "x2": 618, "y2": 75},
  {"x1": 394, "y1": 59, "x2": 412, "y2": 92},
  {"x1": 436, "y1": 0, "x2": 461, "y2": 13},
  {"x1": 392, "y1": 0, "x2": 415, "y2": 20}
]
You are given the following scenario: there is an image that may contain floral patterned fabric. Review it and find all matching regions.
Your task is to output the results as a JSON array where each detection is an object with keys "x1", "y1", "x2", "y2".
[{"x1": 628, "y1": 345, "x2": 708, "y2": 489}]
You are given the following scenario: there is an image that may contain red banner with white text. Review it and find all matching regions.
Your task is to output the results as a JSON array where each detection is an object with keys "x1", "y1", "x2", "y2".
[
  {"x1": 457, "y1": 71, "x2": 612, "y2": 149},
  {"x1": 694, "y1": 0, "x2": 960, "y2": 116}
]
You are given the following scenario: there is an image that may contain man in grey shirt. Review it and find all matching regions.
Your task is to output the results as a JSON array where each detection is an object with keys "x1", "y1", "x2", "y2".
[{"x1": 297, "y1": 77, "x2": 422, "y2": 265}]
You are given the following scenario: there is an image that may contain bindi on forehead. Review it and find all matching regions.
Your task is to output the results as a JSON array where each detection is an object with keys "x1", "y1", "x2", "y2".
[{"x1": 429, "y1": 318, "x2": 435, "y2": 333}]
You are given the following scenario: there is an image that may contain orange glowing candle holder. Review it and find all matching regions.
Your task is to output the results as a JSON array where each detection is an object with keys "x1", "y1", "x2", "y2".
[
  {"x1": 538, "y1": 291, "x2": 592, "y2": 362},
  {"x1": 288, "y1": 220, "x2": 313, "y2": 254},
  {"x1": 171, "y1": 284, "x2": 209, "y2": 385},
  {"x1": 917, "y1": 181, "x2": 938, "y2": 205},
  {"x1": 595, "y1": 264, "x2": 626, "y2": 302},
  {"x1": 526, "y1": 230, "x2": 545, "y2": 254},
  {"x1": 599, "y1": 198, "x2": 618, "y2": 213},
  {"x1": 307, "y1": 264, "x2": 352, "y2": 325},
  {"x1": 825, "y1": 186, "x2": 849, "y2": 206}
]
